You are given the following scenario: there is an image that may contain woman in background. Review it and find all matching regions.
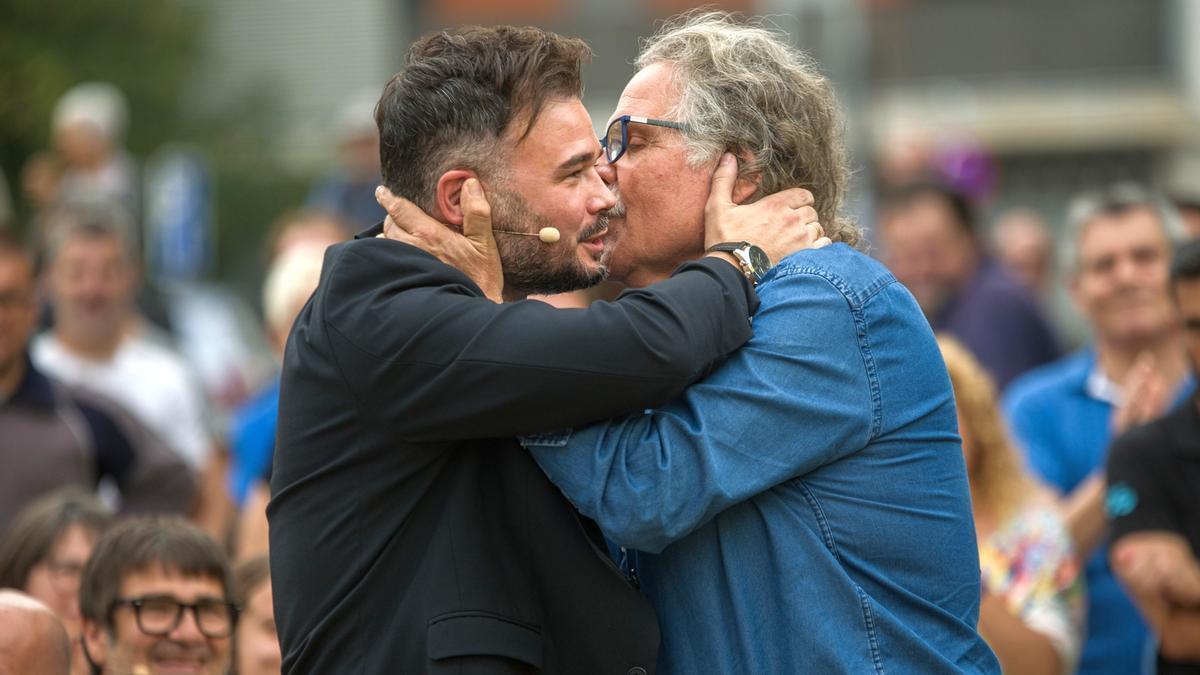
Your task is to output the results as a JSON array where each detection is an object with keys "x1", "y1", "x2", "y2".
[
  {"x1": 940, "y1": 336, "x2": 1084, "y2": 675},
  {"x1": 0, "y1": 487, "x2": 113, "y2": 674}
]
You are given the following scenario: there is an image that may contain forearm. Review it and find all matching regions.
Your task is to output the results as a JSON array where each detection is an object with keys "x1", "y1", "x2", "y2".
[
  {"x1": 1061, "y1": 472, "x2": 1107, "y2": 558},
  {"x1": 234, "y1": 481, "x2": 271, "y2": 562},
  {"x1": 1113, "y1": 534, "x2": 1200, "y2": 661},
  {"x1": 1159, "y1": 606, "x2": 1200, "y2": 661},
  {"x1": 334, "y1": 247, "x2": 758, "y2": 441},
  {"x1": 534, "y1": 419, "x2": 732, "y2": 552},
  {"x1": 977, "y1": 596, "x2": 1065, "y2": 675},
  {"x1": 529, "y1": 274, "x2": 875, "y2": 551}
]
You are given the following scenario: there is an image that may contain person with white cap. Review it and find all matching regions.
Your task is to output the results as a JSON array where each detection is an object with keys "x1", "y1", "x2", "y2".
[{"x1": 51, "y1": 82, "x2": 140, "y2": 229}]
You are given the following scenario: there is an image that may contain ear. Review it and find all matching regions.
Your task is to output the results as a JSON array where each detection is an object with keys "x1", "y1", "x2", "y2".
[
  {"x1": 434, "y1": 169, "x2": 479, "y2": 228},
  {"x1": 81, "y1": 618, "x2": 108, "y2": 669},
  {"x1": 730, "y1": 151, "x2": 761, "y2": 205}
]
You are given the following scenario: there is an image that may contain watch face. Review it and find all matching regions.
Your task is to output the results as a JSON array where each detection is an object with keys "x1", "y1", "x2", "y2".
[{"x1": 747, "y1": 245, "x2": 771, "y2": 275}]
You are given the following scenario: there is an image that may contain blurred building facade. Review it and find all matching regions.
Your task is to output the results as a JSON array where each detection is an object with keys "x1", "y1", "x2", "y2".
[
  {"x1": 868, "y1": 0, "x2": 1200, "y2": 224},
  {"x1": 195, "y1": 0, "x2": 1200, "y2": 235}
]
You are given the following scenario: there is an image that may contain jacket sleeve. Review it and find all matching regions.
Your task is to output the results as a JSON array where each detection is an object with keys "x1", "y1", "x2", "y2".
[
  {"x1": 523, "y1": 269, "x2": 879, "y2": 553},
  {"x1": 314, "y1": 240, "x2": 758, "y2": 441}
]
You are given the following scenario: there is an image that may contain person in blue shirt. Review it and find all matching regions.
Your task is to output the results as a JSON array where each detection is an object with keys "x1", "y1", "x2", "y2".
[
  {"x1": 228, "y1": 237, "x2": 331, "y2": 558},
  {"x1": 1005, "y1": 183, "x2": 1193, "y2": 675},
  {"x1": 515, "y1": 13, "x2": 996, "y2": 674}
]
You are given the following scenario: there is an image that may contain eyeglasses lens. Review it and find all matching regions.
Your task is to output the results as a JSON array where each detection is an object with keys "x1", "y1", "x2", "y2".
[
  {"x1": 604, "y1": 119, "x2": 625, "y2": 163},
  {"x1": 135, "y1": 598, "x2": 234, "y2": 638}
]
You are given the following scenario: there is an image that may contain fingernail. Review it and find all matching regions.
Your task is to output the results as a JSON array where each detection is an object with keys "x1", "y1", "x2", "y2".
[
  {"x1": 375, "y1": 185, "x2": 385, "y2": 199},
  {"x1": 721, "y1": 153, "x2": 734, "y2": 166},
  {"x1": 466, "y1": 179, "x2": 482, "y2": 197}
]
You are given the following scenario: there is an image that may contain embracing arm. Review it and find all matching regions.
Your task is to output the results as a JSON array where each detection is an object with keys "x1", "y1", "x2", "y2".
[
  {"x1": 525, "y1": 268, "x2": 878, "y2": 552},
  {"x1": 320, "y1": 242, "x2": 757, "y2": 442},
  {"x1": 976, "y1": 595, "x2": 1064, "y2": 675},
  {"x1": 323, "y1": 159, "x2": 825, "y2": 442}
]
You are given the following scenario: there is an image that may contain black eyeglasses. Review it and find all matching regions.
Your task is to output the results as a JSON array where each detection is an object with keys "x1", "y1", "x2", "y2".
[
  {"x1": 112, "y1": 596, "x2": 239, "y2": 638},
  {"x1": 600, "y1": 115, "x2": 689, "y2": 164}
]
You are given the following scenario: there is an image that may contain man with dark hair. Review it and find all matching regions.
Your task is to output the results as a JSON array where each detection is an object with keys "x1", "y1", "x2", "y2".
[
  {"x1": 79, "y1": 516, "x2": 236, "y2": 675},
  {"x1": 0, "y1": 231, "x2": 193, "y2": 533},
  {"x1": 1105, "y1": 238, "x2": 1200, "y2": 673},
  {"x1": 878, "y1": 179, "x2": 1060, "y2": 390},
  {"x1": 374, "y1": 25, "x2": 625, "y2": 298},
  {"x1": 271, "y1": 23, "x2": 817, "y2": 673}
]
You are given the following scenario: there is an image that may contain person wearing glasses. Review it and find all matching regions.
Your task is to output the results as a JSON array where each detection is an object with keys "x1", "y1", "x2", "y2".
[
  {"x1": 379, "y1": 11, "x2": 999, "y2": 674},
  {"x1": 79, "y1": 516, "x2": 237, "y2": 675}
]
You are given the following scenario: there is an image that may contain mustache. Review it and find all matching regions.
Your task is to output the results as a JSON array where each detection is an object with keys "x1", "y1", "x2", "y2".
[
  {"x1": 579, "y1": 218, "x2": 607, "y2": 241},
  {"x1": 1108, "y1": 283, "x2": 1157, "y2": 302},
  {"x1": 605, "y1": 184, "x2": 625, "y2": 218}
]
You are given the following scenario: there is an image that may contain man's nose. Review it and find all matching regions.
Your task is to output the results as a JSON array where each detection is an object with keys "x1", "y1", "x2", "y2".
[
  {"x1": 587, "y1": 172, "x2": 617, "y2": 214},
  {"x1": 1112, "y1": 255, "x2": 1142, "y2": 286}
]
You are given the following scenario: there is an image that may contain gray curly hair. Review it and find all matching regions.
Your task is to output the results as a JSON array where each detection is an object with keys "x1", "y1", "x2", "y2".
[{"x1": 637, "y1": 11, "x2": 859, "y2": 247}]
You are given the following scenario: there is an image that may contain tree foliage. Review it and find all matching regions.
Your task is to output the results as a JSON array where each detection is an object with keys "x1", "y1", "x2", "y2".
[{"x1": 0, "y1": 0, "x2": 204, "y2": 223}]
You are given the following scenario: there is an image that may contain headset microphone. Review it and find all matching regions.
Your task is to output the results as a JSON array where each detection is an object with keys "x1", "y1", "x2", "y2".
[{"x1": 493, "y1": 227, "x2": 561, "y2": 243}]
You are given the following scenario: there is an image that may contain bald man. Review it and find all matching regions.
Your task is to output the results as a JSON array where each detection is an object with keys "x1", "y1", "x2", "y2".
[{"x1": 0, "y1": 590, "x2": 72, "y2": 675}]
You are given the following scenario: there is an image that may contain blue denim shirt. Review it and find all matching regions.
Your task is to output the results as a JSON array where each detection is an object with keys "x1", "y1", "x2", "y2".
[{"x1": 524, "y1": 244, "x2": 999, "y2": 674}]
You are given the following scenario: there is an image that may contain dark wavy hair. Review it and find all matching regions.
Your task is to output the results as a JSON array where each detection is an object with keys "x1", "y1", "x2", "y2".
[
  {"x1": 79, "y1": 516, "x2": 232, "y2": 633},
  {"x1": 376, "y1": 25, "x2": 590, "y2": 214}
]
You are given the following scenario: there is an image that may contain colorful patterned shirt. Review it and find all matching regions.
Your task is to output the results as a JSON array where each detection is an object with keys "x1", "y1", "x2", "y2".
[{"x1": 979, "y1": 501, "x2": 1085, "y2": 673}]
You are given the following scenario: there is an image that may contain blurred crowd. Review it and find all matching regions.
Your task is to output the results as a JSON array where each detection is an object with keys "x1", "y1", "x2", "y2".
[{"x1": 1, "y1": 61, "x2": 1199, "y2": 674}]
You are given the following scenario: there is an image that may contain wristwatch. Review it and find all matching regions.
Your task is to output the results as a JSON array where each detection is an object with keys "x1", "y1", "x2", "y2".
[{"x1": 706, "y1": 241, "x2": 772, "y2": 285}]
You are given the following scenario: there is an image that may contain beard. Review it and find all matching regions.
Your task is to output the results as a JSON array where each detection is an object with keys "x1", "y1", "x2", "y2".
[{"x1": 489, "y1": 186, "x2": 609, "y2": 297}]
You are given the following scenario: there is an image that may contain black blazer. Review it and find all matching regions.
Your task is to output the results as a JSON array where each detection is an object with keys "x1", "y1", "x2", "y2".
[{"x1": 270, "y1": 231, "x2": 757, "y2": 673}]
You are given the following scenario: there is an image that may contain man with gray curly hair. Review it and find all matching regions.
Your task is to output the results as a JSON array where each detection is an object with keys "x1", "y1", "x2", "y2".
[
  {"x1": 518, "y1": 12, "x2": 999, "y2": 673},
  {"x1": 599, "y1": 12, "x2": 856, "y2": 289}
]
